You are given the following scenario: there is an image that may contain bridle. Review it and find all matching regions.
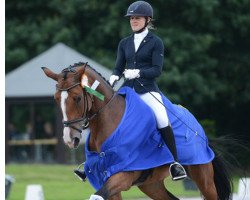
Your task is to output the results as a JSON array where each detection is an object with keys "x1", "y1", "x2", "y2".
[
  {"x1": 56, "y1": 81, "x2": 92, "y2": 133},
  {"x1": 56, "y1": 64, "x2": 115, "y2": 133}
]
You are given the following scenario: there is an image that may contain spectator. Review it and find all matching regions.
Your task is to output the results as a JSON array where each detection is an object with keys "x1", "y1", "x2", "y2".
[
  {"x1": 34, "y1": 115, "x2": 45, "y2": 139},
  {"x1": 8, "y1": 123, "x2": 19, "y2": 140},
  {"x1": 44, "y1": 121, "x2": 54, "y2": 139},
  {"x1": 22, "y1": 122, "x2": 32, "y2": 140},
  {"x1": 43, "y1": 121, "x2": 55, "y2": 162}
]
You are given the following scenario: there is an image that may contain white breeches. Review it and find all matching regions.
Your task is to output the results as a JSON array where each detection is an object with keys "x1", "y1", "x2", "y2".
[{"x1": 139, "y1": 92, "x2": 169, "y2": 128}]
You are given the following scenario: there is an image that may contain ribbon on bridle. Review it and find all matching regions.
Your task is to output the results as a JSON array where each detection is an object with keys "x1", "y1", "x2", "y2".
[{"x1": 84, "y1": 86, "x2": 105, "y2": 101}]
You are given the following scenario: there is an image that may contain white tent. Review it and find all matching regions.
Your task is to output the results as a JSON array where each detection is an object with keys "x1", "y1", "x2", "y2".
[{"x1": 5, "y1": 43, "x2": 112, "y2": 98}]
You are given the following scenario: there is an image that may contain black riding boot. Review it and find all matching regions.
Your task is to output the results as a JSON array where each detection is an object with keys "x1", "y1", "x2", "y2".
[{"x1": 159, "y1": 126, "x2": 187, "y2": 181}]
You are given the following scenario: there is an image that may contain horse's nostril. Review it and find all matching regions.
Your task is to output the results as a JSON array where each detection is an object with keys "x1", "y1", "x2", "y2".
[{"x1": 73, "y1": 137, "x2": 80, "y2": 148}]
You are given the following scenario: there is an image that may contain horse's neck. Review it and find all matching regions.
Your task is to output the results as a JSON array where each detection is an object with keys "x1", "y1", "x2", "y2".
[
  {"x1": 88, "y1": 94, "x2": 125, "y2": 152},
  {"x1": 85, "y1": 67, "x2": 126, "y2": 152}
]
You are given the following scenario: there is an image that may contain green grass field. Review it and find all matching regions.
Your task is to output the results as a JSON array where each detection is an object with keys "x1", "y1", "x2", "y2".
[{"x1": 6, "y1": 164, "x2": 238, "y2": 200}]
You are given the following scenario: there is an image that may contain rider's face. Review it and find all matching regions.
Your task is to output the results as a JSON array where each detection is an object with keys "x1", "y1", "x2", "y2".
[{"x1": 130, "y1": 16, "x2": 146, "y2": 32}]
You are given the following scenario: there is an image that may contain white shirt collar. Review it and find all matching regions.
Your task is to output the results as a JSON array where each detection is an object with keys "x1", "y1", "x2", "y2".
[{"x1": 134, "y1": 28, "x2": 149, "y2": 40}]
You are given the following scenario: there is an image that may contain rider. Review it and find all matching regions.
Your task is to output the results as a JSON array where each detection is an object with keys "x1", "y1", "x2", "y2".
[{"x1": 109, "y1": 1, "x2": 187, "y2": 181}]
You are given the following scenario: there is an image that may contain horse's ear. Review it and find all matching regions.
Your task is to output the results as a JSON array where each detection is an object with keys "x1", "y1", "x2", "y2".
[
  {"x1": 42, "y1": 67, "x2": 59, "y2": 81},
  {"x1": 78, "y1": 62, "x2": 88, "y2": 75}
]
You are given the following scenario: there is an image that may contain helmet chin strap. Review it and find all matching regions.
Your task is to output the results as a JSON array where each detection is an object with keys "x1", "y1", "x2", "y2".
[
  {"x1": 134, "y1": 27, "x2": 146, "y2": 34},
  {"x1": 133, "y1": 17, "x2": 149, "y2": 34}
]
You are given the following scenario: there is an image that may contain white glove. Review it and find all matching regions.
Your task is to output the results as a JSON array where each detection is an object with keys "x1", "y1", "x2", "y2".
[
  {"x1": 123, "y1": 69, "x2": 140, "y2": 80},
  {"x1": 109, "y1": 75, "x2": 119, "y2": 86},
  {"x1": 89, "y1": 194, "x2": 104, "y2": 200}
]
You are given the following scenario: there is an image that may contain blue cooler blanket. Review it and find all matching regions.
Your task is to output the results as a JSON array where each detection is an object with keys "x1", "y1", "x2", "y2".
[{"x1": 84, "y1": 87, "x2": 214, "y2": 190}]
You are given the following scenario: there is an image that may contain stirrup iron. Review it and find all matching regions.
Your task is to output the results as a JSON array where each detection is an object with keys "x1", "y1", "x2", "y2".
[{"x1": 74, "y1": 162, "x2": 87, "y2": 182}]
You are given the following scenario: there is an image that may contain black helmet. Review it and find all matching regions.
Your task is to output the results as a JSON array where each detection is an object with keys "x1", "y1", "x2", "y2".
[{"x1": 125, "y1": 1, "x2": 153, "y2": 18}]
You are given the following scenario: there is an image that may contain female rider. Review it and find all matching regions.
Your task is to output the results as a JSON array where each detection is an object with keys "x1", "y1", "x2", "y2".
[{"x1": 109, "y1": 1, "x2": 187, "y2": 181}]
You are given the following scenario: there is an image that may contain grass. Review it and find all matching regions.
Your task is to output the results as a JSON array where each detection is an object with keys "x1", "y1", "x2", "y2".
[{"x1": 5, "y1": 164, "x2": 238, "y2": 200}]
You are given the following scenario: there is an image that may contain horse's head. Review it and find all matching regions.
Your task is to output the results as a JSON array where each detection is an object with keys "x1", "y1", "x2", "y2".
[{"x1": 42, "y1": 62, "x2": 113, "y2": 149}]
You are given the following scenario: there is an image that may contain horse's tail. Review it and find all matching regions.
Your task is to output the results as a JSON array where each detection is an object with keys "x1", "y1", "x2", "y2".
[
  {"x1": 209, "y1": 136, "x2": 239, "y2": 200},
  {"x1": 212, "y1": 154, "x2": 233, "y2": 200}
]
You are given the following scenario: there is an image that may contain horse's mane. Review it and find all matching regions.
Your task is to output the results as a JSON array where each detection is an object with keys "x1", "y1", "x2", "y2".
[{"x1": 62, "y1": 62, "x2": 112, "y2": 87}]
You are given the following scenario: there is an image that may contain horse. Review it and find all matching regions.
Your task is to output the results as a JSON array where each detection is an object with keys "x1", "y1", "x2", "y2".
[{"x1": 42, "y1": 62, "x2": 233, "y2": 200}]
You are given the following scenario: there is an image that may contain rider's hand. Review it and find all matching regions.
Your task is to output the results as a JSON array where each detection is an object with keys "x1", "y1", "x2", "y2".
[
  {"x1": 109, "y1": 75, "x2": 119, "y2": 86},
  {"x1": 123, "y1": 69, "x2": 140, "y2": 80}
]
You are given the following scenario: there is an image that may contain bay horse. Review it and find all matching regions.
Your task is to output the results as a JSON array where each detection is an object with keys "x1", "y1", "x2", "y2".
[{"x1": 42, "y1": 62, "x2": 233, "y2": 200}]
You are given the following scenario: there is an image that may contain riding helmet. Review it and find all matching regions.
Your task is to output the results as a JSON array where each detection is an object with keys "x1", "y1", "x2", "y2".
[{"x1": 125, "y1": 1, "x2": 153, "y2": 18}]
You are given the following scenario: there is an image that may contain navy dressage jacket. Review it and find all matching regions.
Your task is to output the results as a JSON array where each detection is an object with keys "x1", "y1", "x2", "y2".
[{"x1": 112, "y1": 31, "x2": 164, "y2": 94}]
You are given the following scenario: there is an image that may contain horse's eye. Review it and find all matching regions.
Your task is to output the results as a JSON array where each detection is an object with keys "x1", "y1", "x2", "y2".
[{"x1": 74, "y1": 96, "x2": 82, "y2": 103}]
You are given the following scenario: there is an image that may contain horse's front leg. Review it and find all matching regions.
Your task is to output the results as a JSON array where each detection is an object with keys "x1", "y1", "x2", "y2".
[{"x1": 89, "y1": 171, "x2": 139, "y2": 200}]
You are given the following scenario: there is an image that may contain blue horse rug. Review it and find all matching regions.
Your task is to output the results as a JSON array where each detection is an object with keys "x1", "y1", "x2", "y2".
[{"x1": 84, "y1": 86, "x2": 214, "y2": 190}]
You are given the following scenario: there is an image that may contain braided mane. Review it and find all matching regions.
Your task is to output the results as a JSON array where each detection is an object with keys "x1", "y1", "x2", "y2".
[{"x1": 63, "y1": 62, "x2": 112, "y2": 86}]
